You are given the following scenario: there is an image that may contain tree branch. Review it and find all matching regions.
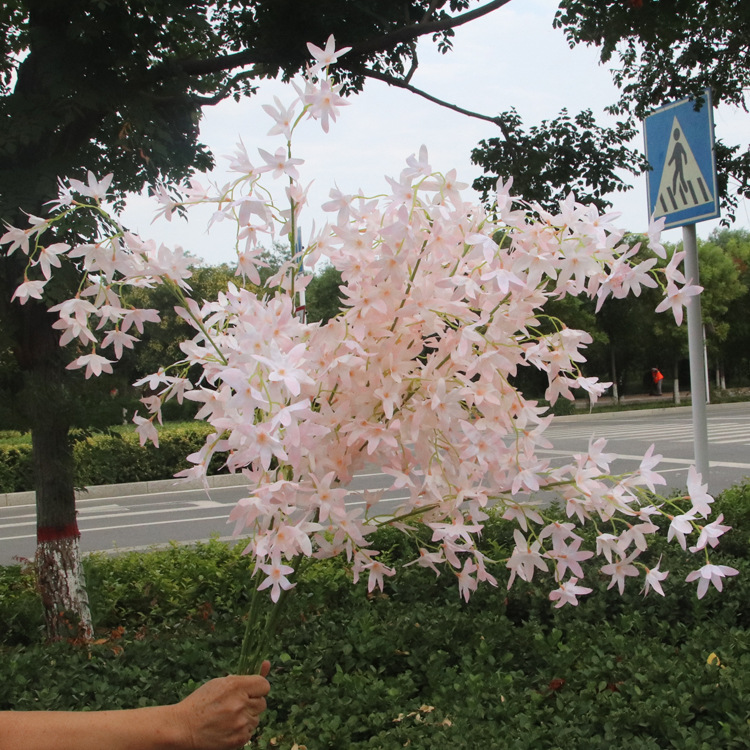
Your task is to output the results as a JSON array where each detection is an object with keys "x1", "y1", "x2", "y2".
[
  {"x1": 360, "y1": 67, "x2": 500, "y2": 125},
  {"x1": 421, "y1": 0, "x2": 446, "y2": 25},
  {"x1": 360, "y1": 68, "x2": 522, "y2": 164},
  {"x1": 348, "y1": 0, "x2": 514, "y2": 57},
  {"x1": 177, "y1": 0, "x2": 512, "y2": 78},
  {"x1": 192, "y1": 69, "x2": 260, "y2": 106}
]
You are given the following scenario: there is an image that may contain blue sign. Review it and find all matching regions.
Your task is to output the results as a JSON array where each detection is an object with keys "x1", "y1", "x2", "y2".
[{"x1": 643, "y1": 90, "x2": 720, "y2": 229}]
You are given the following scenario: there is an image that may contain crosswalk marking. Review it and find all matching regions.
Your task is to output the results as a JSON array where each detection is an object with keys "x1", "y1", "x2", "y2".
[{"x1": 546, "y1": 420, "x2": 750, "y2": 446}]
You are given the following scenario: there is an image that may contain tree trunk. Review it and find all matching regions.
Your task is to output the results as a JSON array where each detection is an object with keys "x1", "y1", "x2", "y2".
[
  {"x1": 32, "y1": 411, "x2": 93, "y2": 641},
  {"x1": 21, "y1": 300, "x2": 93, "y2": 641},
  {"x1": 673, "y1": 358, "x2": 681, "y2": 404},
  {"x1": 717, "y1": 358, "x2": 726, "y2": 390},
  {"x1": 36, "y1": 530, "x2": 93, "y2": 642}
]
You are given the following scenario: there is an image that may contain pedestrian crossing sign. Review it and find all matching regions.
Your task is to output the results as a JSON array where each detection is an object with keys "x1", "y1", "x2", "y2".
[{"x1": 643, "y1": 90, "x2": 720, "y2": 229}]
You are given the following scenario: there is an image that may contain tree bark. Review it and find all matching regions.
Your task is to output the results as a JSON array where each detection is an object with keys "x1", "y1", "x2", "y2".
[
  {"x1": 21, "y1": 301, "x2": 94, "y2": 641},
  {"x1": 36, "y1": 531, "x2": 93, "y2": 642}
]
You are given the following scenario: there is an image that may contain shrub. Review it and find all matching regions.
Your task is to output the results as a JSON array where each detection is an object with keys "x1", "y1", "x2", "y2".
[
  {"x1": 2, "y1": 482, "x2": 750, "y2": 747},
  {"x1": 0, "y1": 423, "x2": 228, "y2": 493}
]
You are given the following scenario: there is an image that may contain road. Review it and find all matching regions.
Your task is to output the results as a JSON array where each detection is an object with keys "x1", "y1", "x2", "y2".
[
  {"x1": 545, "y1": 400, "x2": 750, "y2": 495},
  {"x1": 0, "y1": 470, "x2": 406, "y2": 566},
  {"x1": 2, "y1": 402, "x2": 749, "y2": 565}
]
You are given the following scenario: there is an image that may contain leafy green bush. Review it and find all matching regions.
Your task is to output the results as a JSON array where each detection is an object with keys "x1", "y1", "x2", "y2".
[
  {"x1": 0, "y1": 444, "x2": 34, "y2": 493},
  {"x1": 2, "y1": 487, "x2": 750, "y2": 747},
  {"x1": 0, "y1": 423, "x2": 227, "y2": 493}
]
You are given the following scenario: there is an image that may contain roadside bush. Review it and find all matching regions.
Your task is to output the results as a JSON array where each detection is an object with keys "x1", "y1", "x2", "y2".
[
  {"x1": 0, "y1": 444, "x2": 34, "y2": 493},
  {"x1": 0, "y1": 423, "x2": 228, "y2": 493},
  {"x1": 2, "y1": 483, "x2": 750, "y2": 748}
]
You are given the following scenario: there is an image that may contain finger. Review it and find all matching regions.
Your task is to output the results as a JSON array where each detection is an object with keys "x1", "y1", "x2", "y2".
[
  {"x1": 246, "y1": 697, "x2": 267, "y2": 714},
  {"x1": 260, "y1": 660, "x2": 271, "y2": 678},
  {"x1": 234, "y1": 674, "x2": 270, "y2": 697}
]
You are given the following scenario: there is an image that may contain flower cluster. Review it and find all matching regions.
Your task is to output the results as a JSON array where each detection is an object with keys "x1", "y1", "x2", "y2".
[{"x1": 2, "y1": 37, "x2": 736, "y2": 605}]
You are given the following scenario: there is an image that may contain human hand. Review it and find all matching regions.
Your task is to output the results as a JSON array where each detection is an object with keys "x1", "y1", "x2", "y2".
[{"x1": 173, "y1": 662, "x2": 271, "y2": 750}]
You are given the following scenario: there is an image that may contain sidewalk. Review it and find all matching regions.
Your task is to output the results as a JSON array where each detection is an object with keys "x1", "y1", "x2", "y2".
[{"x1": 574, "y1": 390, "x2": 692, "y2": 410}]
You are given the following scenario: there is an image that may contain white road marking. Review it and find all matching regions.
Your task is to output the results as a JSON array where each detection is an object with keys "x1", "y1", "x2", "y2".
[{"x1": 0, "y1": 494, "x2": 410, "y2": 543}]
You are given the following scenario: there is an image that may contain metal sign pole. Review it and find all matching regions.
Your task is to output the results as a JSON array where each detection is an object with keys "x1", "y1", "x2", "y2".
[
  {"x1": 644, "y1": 90, "x2": 718, "y2": 489},
  {"x1": 682, "y1": 223, "x2": 710, "y2": 483}
]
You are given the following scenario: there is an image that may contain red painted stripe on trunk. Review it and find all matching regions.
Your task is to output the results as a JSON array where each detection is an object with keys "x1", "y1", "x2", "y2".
[{"x1": 37, "y1": 521, "x2": 81, "y2": 543}]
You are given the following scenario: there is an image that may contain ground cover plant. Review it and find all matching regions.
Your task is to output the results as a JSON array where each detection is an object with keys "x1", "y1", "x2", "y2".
[{"x1": 2, "y1": 483, "x2": 749, "y2": 749}]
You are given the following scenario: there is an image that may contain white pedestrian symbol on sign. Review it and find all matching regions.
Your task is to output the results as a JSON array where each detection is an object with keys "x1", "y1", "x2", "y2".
[{"x1": 653, "y1": 116, "x2": 714, "y2": 218}]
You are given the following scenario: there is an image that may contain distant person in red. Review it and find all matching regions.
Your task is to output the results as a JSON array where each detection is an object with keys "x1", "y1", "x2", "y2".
[{"x1": 651, "y1": 367, "x2": 664, "y2": 396}]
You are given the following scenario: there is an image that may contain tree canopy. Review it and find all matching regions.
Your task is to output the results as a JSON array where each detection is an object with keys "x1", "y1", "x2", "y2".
[
  {"x1": 553, "y1": 0, "x2": 750, "y2": 221},
  {"x1": 0, "y1": 0, "x2": 510, "y2": 219}
]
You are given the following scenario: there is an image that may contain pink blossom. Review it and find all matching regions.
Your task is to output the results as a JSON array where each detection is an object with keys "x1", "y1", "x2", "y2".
[
  {"x1": 257, "y1": 560, "x2": 296, "y2": 603},
  {"x1": 133, "y1": 414, "x2": 159, "y2": 447},
  {"x1": 506, "y1": 529, "x2": 548, "y2": 588},
  {"x1": 456, "y1": 558, "x2": 478, "y2": 602},
  {"x1": 667, "y1": 512, "x2": 696, "y2": 550},
  {"x1": 66, "y1": 353, "x2": 114, "y2": 378},
  {"x1": 101, "y1": 329, "x2": 139, "y2": 359},
  {"x1": 545, "y1": 538, "x2": 593, "y2": 579},
  {"x1": 647, "y1": 217, "x2": 667, "y2": 258},
  {"x1": 262, "y1": 97, "x2": 299, "y2": 139},
  {"x1": 629, "y1": 444, "x2": 666, "y2": 492},
  {"x1": 1, "y1": 224, "x2": 35, "y2": 255},
  {"x1": 643, "y1": 562, "x2": 669, "y2": 596},
  {"x1": 686, "y1": 466, "x2": 713, "y2": 517},
  {"x1": 404, "y1": 548, "x2": 444, "y2": 577},
  {"x1": 690, "y1": 514, "x2": 731, "y2": 552},
  {"x1": 258, "y1": 147, "x2": 304, "y2": 180},
  {"x1": 121, "y1": 308, "x2": 161, "y2": 334},
  {"x1": 16, "y1": 45, "x2": 735, "y2": 607},
  {"x1": 549, "y1": 578, "x2": 593, "y2": 608},
  {"x1": 620, "y1": 521, "x2": 659, "y2": 553},
  {"x1": 655, "y1": 280, "x2": 703, "y2": 326},
  {"x1": 300, "y1": 78, "x2": 346, "y2": 133},
  {"x1": 686, "y1": 564, "x2": 739, "y2": 599},
  {"x1": 364, "y1": 559, "x2": 396, "y2": 593},
  {"x1": 12, "y1": 278, "x2": 46, "y2": 303},
  {"x1": 34, "y1": 242, "x2": 69, "y2": 279},
  {"x1": 595, "y1": 533, "x2": 623, "y2": 563},
  {"x1": 403, "y1": 145, "x2": 432, "y2": 180},
  {"x1": 67, "y1": 171, "x2": 114, "y2": 202},
  {"x1": 600, "y1": 553, "x2": 640, "y2": 595},
  {"x1": 306, "y1": 35, "x2": 352, "y2": 72}
]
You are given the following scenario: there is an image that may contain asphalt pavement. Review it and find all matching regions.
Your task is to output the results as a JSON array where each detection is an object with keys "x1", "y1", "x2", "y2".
[{"x1": 2, "y1": 400, "x2": 749, "y2": 564}]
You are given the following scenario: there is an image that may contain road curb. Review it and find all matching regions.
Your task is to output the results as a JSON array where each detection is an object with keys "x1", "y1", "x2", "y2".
[{"x1": 0, "y1": 473, "x2": 249, "y2": 509}]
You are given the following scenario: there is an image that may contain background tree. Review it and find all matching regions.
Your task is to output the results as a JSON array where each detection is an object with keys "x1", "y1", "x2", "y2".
[
  {"x1": 122, "y1": 258, "x2": 345, "y2": 413},
  {"x1": 712, "y1": 230, "x2": 750, "y2": 385},
  {"x1": 306, "y1": 265, "x2": 345, "y2": 324},
  {"x1": 471, "y1": 107, "x2": 646, "y2": 214},
  {"x1": 692, "y1": 237, "x2": 746, "y2": 389},
  {"x1": 553, "y1": 0, "x2": 750, "y2": 222}
]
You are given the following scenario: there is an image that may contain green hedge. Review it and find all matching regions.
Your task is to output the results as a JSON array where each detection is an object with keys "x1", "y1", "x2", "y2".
[
  {"x1": 1, "y1": 486, "x2": 750, "y2": 748},
  {"x1": 0, "y1": 424, "x2": 227, "y2": 493}
]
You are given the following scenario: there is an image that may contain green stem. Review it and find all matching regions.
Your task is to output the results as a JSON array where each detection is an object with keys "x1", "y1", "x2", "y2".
[{"x1": 236, "y1": 555, "x2": 302, "y2": 675}]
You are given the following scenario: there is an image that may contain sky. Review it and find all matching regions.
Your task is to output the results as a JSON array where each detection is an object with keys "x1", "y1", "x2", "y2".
[{"x1": 121, "y1": 0, "x2": 750, "y2": 266}]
